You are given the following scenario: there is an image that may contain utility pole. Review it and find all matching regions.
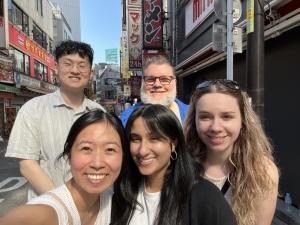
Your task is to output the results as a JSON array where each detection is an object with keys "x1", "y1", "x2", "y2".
[{"x1": 246, "y1": 0, "x2": 265, "y2": 119}]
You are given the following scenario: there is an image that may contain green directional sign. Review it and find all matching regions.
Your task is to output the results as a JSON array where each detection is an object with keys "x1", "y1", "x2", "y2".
[{"x1": 105, "y1": 48, "x2": 118, "y2": 63}]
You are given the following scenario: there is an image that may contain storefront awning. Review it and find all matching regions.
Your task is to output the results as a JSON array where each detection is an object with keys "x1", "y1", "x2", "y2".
[
  {"x1": 0, "y1": 83, "x2": 20, "y2": 94},
  {"x1": 25, "y1": 87, "x2": 52, "y2": 95}
]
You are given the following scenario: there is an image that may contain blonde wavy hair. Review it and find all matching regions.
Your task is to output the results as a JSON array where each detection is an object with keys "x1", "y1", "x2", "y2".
[{"x1": 184, "y1": 82, "x2": 277, "y2": 225}]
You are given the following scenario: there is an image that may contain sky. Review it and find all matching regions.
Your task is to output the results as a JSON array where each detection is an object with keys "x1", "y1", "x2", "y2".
[{"x1": 80, "y1": 1, "x2": 121, "y2": 65}]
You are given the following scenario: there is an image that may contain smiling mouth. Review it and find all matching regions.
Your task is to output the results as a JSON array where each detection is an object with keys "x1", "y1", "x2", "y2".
[
  {"x1": 87, "y1": 174, "x2": 107, "y2": 180},
  {"x1": 137, "y1": 158, "x2": 154, "y2": 166}
]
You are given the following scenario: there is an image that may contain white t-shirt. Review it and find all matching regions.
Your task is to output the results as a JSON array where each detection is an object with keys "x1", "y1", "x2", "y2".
[{"x1": 129, "y1": 186, "x2": 161, "y2": 225}]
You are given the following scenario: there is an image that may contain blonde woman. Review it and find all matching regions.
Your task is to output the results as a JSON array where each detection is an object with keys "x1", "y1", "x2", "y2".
[{"x1": 184, "y1": 79, "x2": 279, "y2": 225}]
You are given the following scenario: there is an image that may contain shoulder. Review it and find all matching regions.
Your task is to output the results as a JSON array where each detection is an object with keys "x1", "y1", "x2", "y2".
[
  {"x1": 263, "y1": 157, "x2": 279, "y2": 186},
  {"x1": 19, "y1": 93, "x2": 54, "y2": 112},
  {"x1": 120, "y1": 103, "x2": 143, "y2": 126},
  {"x1": 175, "y1": 98, "x2": 189, "y2": 108},
  {"x1": 85, "y1": 99, "x2": 106, "y2": 111}
]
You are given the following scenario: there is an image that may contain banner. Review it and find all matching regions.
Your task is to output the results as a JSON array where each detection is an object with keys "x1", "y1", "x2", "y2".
[
  {"x1": 128, "y1": 7, "x2": 143, "y2": 70},
  {"x1": 143, "y1": 0, "x2": 163, "y2": 49},
  {"x1": 0, "y1": 0, "x2": 8, "y2": 49}
]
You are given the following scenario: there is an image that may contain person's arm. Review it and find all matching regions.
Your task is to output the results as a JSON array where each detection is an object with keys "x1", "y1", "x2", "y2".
[
  {"x1": 256, "y1": 159, "x2": 279, "y2": 225},
  {"x1": 20, "y1": 159, "x2": 55, "y2": 195},
  {"x1": 0, "y1": 204, "x2": 58, "y2": 225}
]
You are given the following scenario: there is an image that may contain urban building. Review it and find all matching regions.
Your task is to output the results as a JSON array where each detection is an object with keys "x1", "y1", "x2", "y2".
[
  {"x1": 94, "y1": 63, "x2": 122, "y2": 113},
  {"x1": 0, "y1": 0, "x2": 58, "y2": 138},
  {"x1": 50, "y1": 1, "x2": 73, "y2": 47},
  {"x1": 49, "y1": 0, "x2": 81, "y2": 41}
]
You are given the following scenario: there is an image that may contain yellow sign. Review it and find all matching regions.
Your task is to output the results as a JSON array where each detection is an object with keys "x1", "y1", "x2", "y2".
[{"x1": 246, "y1": 0, "x2": 254, "y2": 34}]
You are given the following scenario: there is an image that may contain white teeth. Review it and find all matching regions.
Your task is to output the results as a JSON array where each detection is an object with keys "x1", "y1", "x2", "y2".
[
  {"x1": 87, "y1": 174, "x2": 106, "y2": 180},
  {"x1": 138, "y1": 158, "x2": 153, "y2": 165}
]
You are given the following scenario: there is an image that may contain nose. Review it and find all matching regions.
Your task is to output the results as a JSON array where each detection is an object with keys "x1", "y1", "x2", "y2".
[
  {"x1": 210, "y1": 118, "x2": 222, "y2": 132},
  {"x1": 137, "y1": 141, "x2": 150, "y2": 157},
  {"x1": 70, "y1": 64, "x2": 80, "y2": 73},
  {"x1": 90, "y1": 152, "x2": 105, "y2": 170},
  {"x1": 153, "y1": 77, "x2": 162, "y2": 87}
]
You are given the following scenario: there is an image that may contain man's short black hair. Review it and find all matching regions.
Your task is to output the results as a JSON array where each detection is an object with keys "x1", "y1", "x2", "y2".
[{"x1": 54, "y1": 40, "x2": 94, "y2": 65}]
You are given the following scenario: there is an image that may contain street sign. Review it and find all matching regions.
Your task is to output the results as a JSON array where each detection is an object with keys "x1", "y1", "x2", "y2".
[
  {"x1": 212, "y1": 23, "x2": 226, "y2": 52},
  {"x1": 214, "y1": 0, "x2": 242, "y2": 24},
  {"x1": 212, "y1": 23, "x2": 243, "y2": 53},
  {"x1": 233, "y1": 26, "x2": 242, "y2": 53}
]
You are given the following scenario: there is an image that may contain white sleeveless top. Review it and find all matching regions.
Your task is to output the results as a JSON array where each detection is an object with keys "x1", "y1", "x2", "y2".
[
  {"x1": 129, "y1": 185, "x2": 161, "y2": 225},
  {"x1": 27, "y1": 184, "x2": 112, "y2": 225}
]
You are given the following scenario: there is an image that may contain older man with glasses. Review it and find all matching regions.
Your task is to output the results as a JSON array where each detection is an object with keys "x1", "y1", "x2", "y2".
[
  {"x1": 120, "y1": 55, "x2": 188, "y2": 126},
  {"x1": 5, "y1": 40, "x2": 105, "y2": 200}
]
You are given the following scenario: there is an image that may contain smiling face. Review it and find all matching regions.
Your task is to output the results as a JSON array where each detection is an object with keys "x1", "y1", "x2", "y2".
[
  {"x1": 140, "y1": 63, "x2": 176, "y2": 106},
  {"x1": 70, "y1": 121, "x2": 122, "y2": 195},
  {"x1": 56, "y1": 53, "x2": 92, "y2": 92},
  {"x1": 195, "y1": 92, "x2": 242, "y2": 157},
  {"x1": 129, "y1": 117, "x2": 173, "y2": 185}
]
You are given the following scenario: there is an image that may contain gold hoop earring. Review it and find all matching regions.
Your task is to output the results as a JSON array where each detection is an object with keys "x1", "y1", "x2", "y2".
[{"x1": 170, "y1": 150, "x2": 177, "y2": 160}]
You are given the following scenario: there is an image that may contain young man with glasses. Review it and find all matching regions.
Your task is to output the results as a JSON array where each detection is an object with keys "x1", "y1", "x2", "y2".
[
  {"x1": 120, "y1": 55, "x2": 188, "y2": 126},
  {"x1": 5, "y1": 40, "x2": 105, "y2": 200}
]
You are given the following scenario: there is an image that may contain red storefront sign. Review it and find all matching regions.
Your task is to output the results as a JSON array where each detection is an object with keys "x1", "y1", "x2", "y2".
[
  {"x1": 143, "y1": 0, "x2": 163, "y2": 49},
  {"x1": 8, "y1": 23, "x2": 55, "y2": 67}
]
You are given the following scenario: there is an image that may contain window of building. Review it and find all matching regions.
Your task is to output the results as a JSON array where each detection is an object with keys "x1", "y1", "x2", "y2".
[
  {"x1": 32, "y1": 23, "x2": 47, "y2": 49},
  {"x1": 49, "y1": 38, "x2": 53, "y2": 54},
  {"x1": 9, "y1": 47, "x2": 30, "y2": 75},
  {"x1": 9, "y1": 3, "x2": 29, "y2": 35},
  {"x1": 35, "y1": 0, "x2": 43, "y2": 16},
  {"x1": 34, "y1": 60, "x2": 48, "y2": 82},
  {"x1": 50, "y1": 69, "x2": 57, "y2": 84}
]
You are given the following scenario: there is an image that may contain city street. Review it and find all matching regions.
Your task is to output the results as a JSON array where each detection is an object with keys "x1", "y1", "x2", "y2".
[{"x1": 0, "y1": 141, "x2": 28, "y2": 216}]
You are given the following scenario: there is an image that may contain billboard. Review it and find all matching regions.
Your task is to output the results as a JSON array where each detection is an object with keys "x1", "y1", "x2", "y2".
[
  {"x1": 143, "y1": 0, "x2": 163, "y2": 49},
  {"x1": 128, "y1": 7, "x2": 143, "y2": 70},
  {"x1": 105, "y1": 48, "x2": 118, "y2": 63}
]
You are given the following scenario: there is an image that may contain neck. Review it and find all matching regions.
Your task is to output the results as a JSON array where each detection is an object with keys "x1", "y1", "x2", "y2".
[
  {"x1": 145, "y1": 173, "x2": 164, "y2": 193},
  {"x1": 59, "y1": 88, "x2": 85, "y2": 110},
  {"x1": 67, "y1": 179, "x2": 99, "y2": 215},
  {"x1": 204, "y1": 151, "x2": 231, "y2": 178}
]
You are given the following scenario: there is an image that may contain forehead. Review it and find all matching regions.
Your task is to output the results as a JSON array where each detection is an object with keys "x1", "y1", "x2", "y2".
[
  {"x1": 59, "y1": 53, "x2": 89, "y2": 63},
  {"x1": 75, "y1": 121, "x2": 120, "y2": 142},
  {"x1": 144, "y1": 63, "x2": 173, "y2": 76},
  {"x1": 196, "y1": 92, "x2": 240, "y2": 112}
]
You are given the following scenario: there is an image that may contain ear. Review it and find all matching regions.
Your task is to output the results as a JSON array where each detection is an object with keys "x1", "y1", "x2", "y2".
[{"x1": 89, "y1": 68, "x2": 94, "y2": 80}]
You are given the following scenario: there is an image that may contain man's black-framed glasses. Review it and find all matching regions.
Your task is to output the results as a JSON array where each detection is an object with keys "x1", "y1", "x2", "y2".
[
  {"x1": 196, "y1": 79, "x2": 240, "y2": 90},
  {"x1": 143, "y1": 76, "x2": 176, "y2": 86}
]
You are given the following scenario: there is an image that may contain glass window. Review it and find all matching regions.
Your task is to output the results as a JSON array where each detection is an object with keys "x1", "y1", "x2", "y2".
[
  {"x1": 10, "y1": 47, "x2": 30, "y2": 75},
  {"x1": 34, "y1": 60, "x2": 48, "y2": 82},
  {"x1": 23, "y1": 13, "x2": 29, "y2": 35}
]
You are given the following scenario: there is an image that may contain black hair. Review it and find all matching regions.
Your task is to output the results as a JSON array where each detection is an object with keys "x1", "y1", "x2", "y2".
[
  {"x1": 58, "y1": 109, "x2": 136, "y2": 215},
  {"x1": 54, "y1": 40, "x2": 94, "y2": 66},
  {"x1": 111, "y1": 104, "x2": 197, "y2": 225}
]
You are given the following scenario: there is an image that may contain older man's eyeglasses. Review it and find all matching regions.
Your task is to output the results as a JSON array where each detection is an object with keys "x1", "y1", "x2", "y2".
[
  {"x1": 143, "y1": 76, "x2": 176, "y2": 86},
  {"x1": 196, "y1": 79, "x2": 240, "y2": 90},
  {"x1": 60, "y1": 60, "x2": 91, "y2": 73}
]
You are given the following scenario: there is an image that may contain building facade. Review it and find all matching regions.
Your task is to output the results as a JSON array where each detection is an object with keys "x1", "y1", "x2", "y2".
[
  {"x1": 0, "y1": 0, "x2": 58, "y2": 138},
  {"x1": 49, "y1": 0, "x2": 80, "y2": 41}
]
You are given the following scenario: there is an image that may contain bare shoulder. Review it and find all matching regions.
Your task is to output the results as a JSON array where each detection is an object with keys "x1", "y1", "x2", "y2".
[
  {"x1": 0, "y1": 204, "x2": 58, "y2": 225},
  {"x1": 263, "y1": 156, "x2": 279, "y2": 185}
]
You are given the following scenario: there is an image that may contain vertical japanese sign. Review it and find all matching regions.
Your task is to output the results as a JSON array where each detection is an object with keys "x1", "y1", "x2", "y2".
[
  {"x1": 246, "y1": 0, "x2": 254, "y2": 34},
  {"x1": 0, "y1": 0, "x2": 8, "y2": 49},
  {"x1": 128, "y1": 8, "x2": 143, "y2": 70},
  {"x1": 128, "y1": 0, "x2": 143, "y2": 70},
  {"x1": 143, "y1": 0, "x2": 163, "y2": 49}
]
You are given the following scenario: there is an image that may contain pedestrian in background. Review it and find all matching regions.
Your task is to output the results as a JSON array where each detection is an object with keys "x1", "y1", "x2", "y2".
[
  {"x1": 120, "y1": 56, "x2": 188, "y2": 126},
  {"x1": 0, "y1": 109, "x2": 133, "y2": 225},
  {"x1": 184, "y1": 79, "x2": 279, "y2": 225},
  {"x1": 111, "y1": 104, "x2": 237, "y2": 225},
  {"x1": 5, "y1": 40, "x2": 105, "y2": 200}
]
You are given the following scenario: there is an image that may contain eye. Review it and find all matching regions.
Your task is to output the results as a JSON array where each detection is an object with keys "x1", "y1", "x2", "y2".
[
  {"x1": 198, "y1": 114, "x2": 210, "y2": 121},
  {"x1": 106, "y1": 147, "x2": 116, "y2": 153},
  {"x1": 80, "y1": 146, "x2": 92, "y2": 152},
  {"x1": 130, "y1": 134, "x2": 141, "y2": 143},
  {"x1": 222, "y1": 114, "x2": 234, "y2": 120}
]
